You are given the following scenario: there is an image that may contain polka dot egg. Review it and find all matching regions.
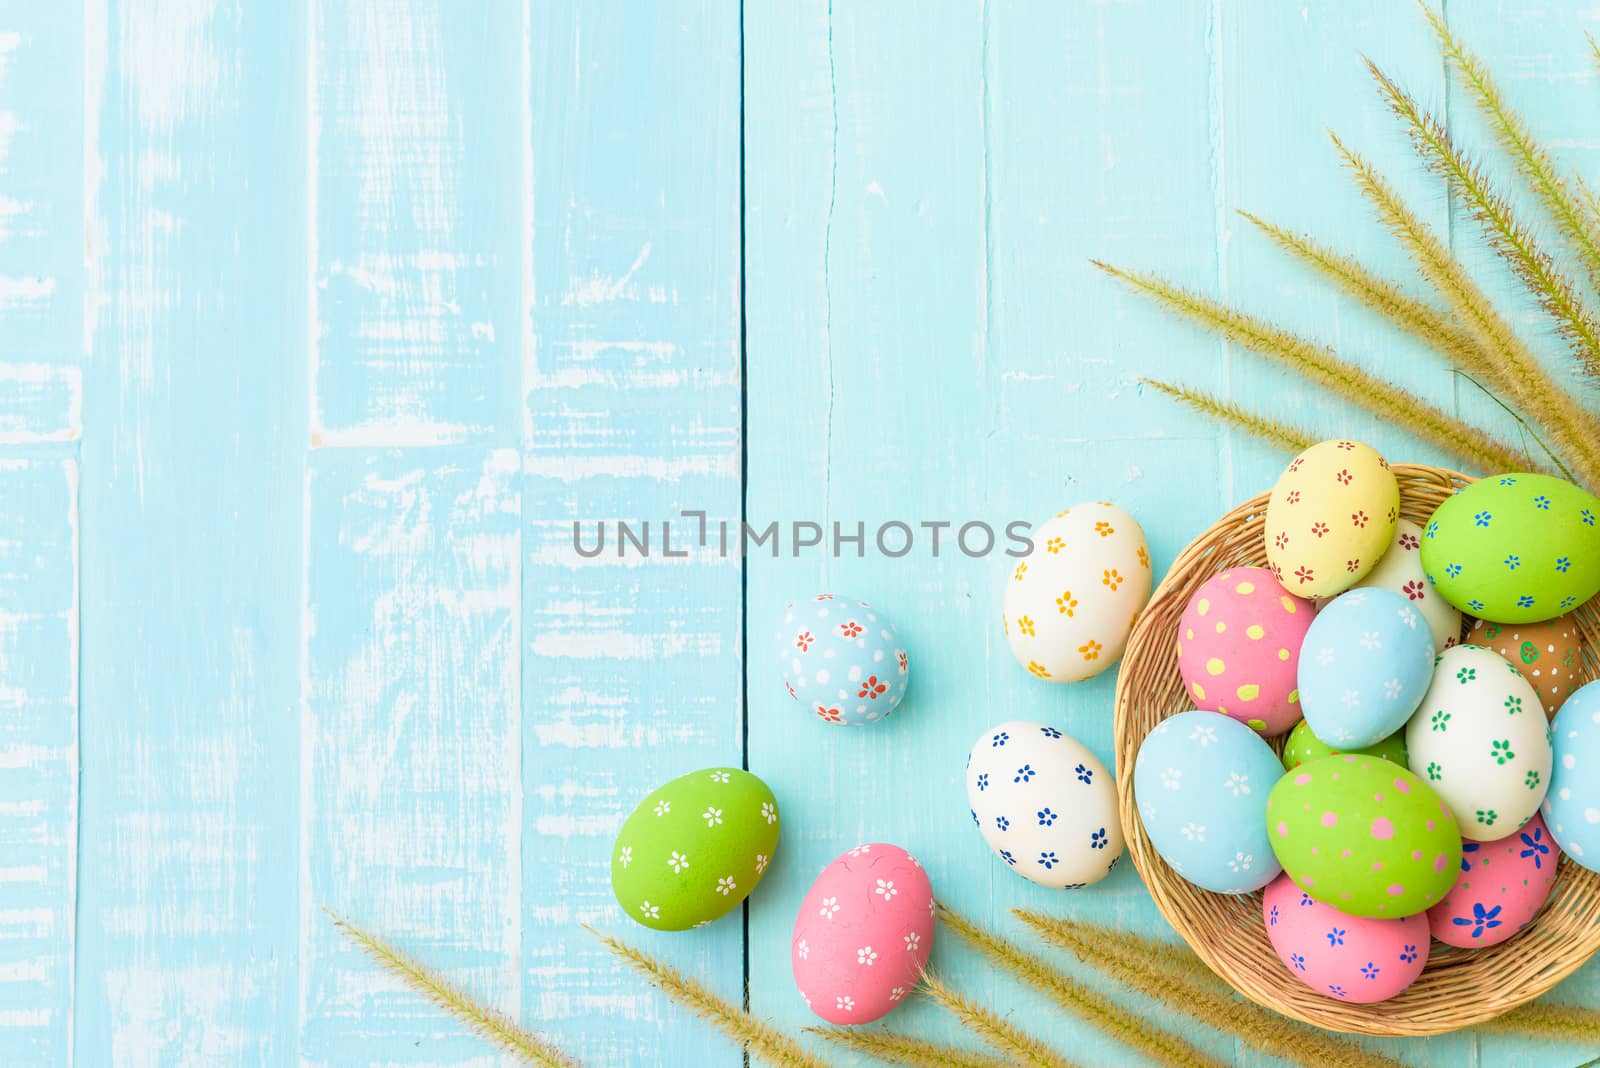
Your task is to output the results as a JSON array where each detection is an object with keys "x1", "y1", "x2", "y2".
[
  {"x1": 1543, "y1": 678, "x2": 1600, "y2": 872},
  {"x1": 1002, "y1": 502, "x2": 1152, "y2": 683},
  {"x1": 1266, "y1": 754, "x2": 1461, "y2": 917},
  {"x1": 777, "y1": 595, "x2": 909, "y2": 726},
  {"x1": 1429, "y1": 813, "x2": 1560, "y2": 949},
  {"x1": 1469, "y1": 614, "x2": 1584, "y2": 719},
  {"x1": 1263, "y1": 873, "x2": 1429, "y2": 1004},
  {"x1": 1176, "y1": 567, "x2": 1313, "y2": 736},
  {"x1": 791, "y1": 844, "x2": 934, "y2": 1024}
]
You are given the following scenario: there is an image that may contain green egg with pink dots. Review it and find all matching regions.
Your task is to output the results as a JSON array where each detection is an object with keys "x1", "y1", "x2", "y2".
[
  {"x1": 611, "y1": 768, "x2": 781, "y2": 931},
  {"x1": 1266, "y1": 755, "x2": 1461, "y2": 918}
]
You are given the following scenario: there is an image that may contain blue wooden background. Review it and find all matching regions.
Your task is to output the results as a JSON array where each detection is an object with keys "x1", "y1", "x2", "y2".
[{"x1": 2, "y1": 0, "x2": 1599, "y2": 1064}]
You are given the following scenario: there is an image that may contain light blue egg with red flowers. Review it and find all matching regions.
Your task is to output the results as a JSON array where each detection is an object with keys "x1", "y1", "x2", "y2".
[{"x1": 776, "y1": 595, "x2": 909, "y2": 726}]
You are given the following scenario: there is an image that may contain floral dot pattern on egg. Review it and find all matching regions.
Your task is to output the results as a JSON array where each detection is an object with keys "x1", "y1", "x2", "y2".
[
  {"x1": 1263, "y1": 874, "x2": 1429, "y2": 1004},
  {"x1": 1177, "y1": 567, "x2": 1313, "y2": 736},
  {"x1": 1428, "y1": 813, "x2": 1561, "y2": 948},
  {"x1": 1003, "y1": 503, "x2": 1152, "y2": 684},
  {"x1": 968, "y1": 722, "x2": 1123, "y2": 890},
  {"x1": 1350, "y1": 519, "x2": 1463, "y2": 654},
  {"x1": 1298, "y1": 587, "x2": 1435, "y2": 750},
  {"x1": 1470, "y1": 614, "x2": 1584, "y2": 719},
  {"x1": 776, "y1": 595, "x2": 909, "y2": 726},
  {"x1": 791, "y1": 844, "x2": 934, "y2": 1025},
  {"x1": 1265, "y1": 440, "x2": 1400, "y2": 599}
]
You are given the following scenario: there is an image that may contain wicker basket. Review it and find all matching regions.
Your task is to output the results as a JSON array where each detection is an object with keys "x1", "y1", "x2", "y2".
[{"x1": 1113, "y1": 463, "x2": 1600, "y2": 1036}]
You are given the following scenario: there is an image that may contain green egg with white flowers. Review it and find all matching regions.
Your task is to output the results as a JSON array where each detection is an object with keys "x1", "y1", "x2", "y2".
[
  {"x1": 611, "y1": 767, "x2": 780, "y2": 931},
  {"x1": 1420, "y1": 473, "x2": 1600, "y2": 624}
]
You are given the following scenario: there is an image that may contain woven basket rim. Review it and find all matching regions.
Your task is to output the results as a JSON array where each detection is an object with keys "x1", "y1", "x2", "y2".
[{"x1": 1112, "y1": 462, "x2": 1600, "y2": 1037}]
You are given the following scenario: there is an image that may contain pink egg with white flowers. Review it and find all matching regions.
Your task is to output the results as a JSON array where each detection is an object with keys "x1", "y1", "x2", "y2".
[
  {"x1": 1263, "y1": 873, "x2": 1428, "y2": 1004},
  {"x1": 1428, "y1": 813, "x2": 1560, "y2": 948},
  {"x1": 791, "y1": 843, "x2": 934, "y2": 1024},
  {"x1": 1177, "y1": 567, "x2": 1314, "y2": 736}
]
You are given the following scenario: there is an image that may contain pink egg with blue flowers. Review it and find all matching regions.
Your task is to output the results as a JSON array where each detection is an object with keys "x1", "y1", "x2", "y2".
[
  {"x1": 1177, "y1": 567, "x2": 1314, "y2": 736},
  {"x1": 791, "y1": 843, "x2": 934, "y2": 1024},
  {"x1": 1428, "y1": 813, "x2": 1561, "y2": 948},
  {"x1": 1263, "y1": 872, "x2": 1429, "y2": 1004}
]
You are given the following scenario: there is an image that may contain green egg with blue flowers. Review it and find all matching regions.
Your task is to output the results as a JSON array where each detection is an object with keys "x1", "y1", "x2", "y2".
[{"x1": 1419, "y1": 473, "x2": 1600, "y2": 624}]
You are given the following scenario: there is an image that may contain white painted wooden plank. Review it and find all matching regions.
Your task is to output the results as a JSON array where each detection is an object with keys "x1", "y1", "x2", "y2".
[
  {"x1": 300, "y1": 1, "x2": 527, "y2": 1062},
  {"x1": 300, "y1": 447, "x2": 524, "y2": 1066},
  {"x1": 521, "y1": 2, "x2": 744, "y2": 1062},
  {"x1": 75, "y1": 0, "x2": 306, "y2": 1061},
  {"x1": 309, "y1": 0, "x2": 524, "y2": 449},
  {"x1": 0, "y1": 2, "x2": 83, "y2": 445},
  {"x1": 0, "y1": 459, "x2": 77, "y2": 1066}
]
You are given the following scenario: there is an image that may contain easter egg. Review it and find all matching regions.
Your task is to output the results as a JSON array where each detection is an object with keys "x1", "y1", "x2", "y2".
[
  {"x1": 1176, "y1": 567, "x2": 1313, "y2": 735},
  {"x1": 1003, "y1": 503, "x2": 1152, "y2": 683},
  {"x1": 1282, "y1": 720, "x2": 1407, "y2": 770},
  {"x1": 1133, "y1": 711, "x2": 1283, "y2": 893},
  {"x1": 790, "y1": 844, "x2": 934, "y2": 1024},
  {"x1": 777, "y1": 595, "x2": 909, "y2": 725},
  {"x1": 1428, "y1": 814, "x2": 1560, "y2": 949},
  {"x1": 967, "y1": 721, "x2": 1122, "y2": 889},
  {"x1": 611, "y1": 768, "x2": 780, "y2": 931},
  {"x1": 1298, "y1": 588, "x2": 1435, "y2": 748},
  {"x1": 1264, "y1": 440, "x2": 1400, "y2": 599},
  {"x1": 1351, "y1": 519, "x2": 1462, "y2": 653},
  {"x1": 1543, "y1": 679, "x2": 1600, "y2": 871},
  {"x1": 1263, "y1": 873, "x2": 1428, "y2": 1004},
  {"x1": 1469, "y1": 614, "x2": 1584, "y2": 719},
  {"x1": 1266, "y1": 755, "x2": 1461, "y2": 917},
  {"x1": 1404, "y1": 645, "x2": 1552, "y2": 842},
  {"x1": 1420, "y1": 473, "x2": 1600, "y2": 623}
]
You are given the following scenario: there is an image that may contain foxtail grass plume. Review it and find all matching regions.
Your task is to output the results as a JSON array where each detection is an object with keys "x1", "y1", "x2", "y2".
[
  {"x1": 324, "y1": 909, "x2": 578, "y2": 1068},
  {"x1": 1423, "y1": 2, "x2": 1600, "y2": 310},
  {"x1": 1327, "y1": 132, "x2": 1600, "y2": 486},
  {"x1": 1095, "y1": 260, "x2": 1537, "y2": 474},
  {"x1": 919, "y1": 970, "x2": 1076, "y2": 1068},
  {"x1": 1139, "y1": 378, "x2": 1318, "y2": 455},
  {"x1": 1012, "y1": 909, "x2": 1408, "y2": 1068},
  {"x1": 1479, "y1": 999, "x2": 1600, "y2": 1046},
  {"x1": 1367, "y1": 59, "x2": 1600, "y2": 386},
  {"x1": 1237, "y1": 210, "x2": 1485, "y2": 371},
  {"x1": 937, "y1": 905, "x2": 1227, "y2": 1068},
  {"x1": 585, "y1": 926, "x2": 826, "y2": 1068},
  {"x1": 806, "y1": 1025, "x2": 1015, "y2": 1068}
]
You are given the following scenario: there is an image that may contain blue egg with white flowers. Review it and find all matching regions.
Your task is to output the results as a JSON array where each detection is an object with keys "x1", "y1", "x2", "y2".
[
  {"x1": 1133, "y1": 710, "x2": 1284, "y2": 894},
  {"x1": 1299, "y1": 587, "x2": 1434, "y2": 749},
  {"x1": 1544, "y1": 679, "x2": 1600, "y2": 872}
]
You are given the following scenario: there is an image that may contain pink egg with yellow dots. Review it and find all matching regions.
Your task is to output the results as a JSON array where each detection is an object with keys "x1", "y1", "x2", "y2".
[
  {"x1": 791, "y1": 843, "x2": 934, "y2": 1025},
  {"x1": 1263, "y1": 872, "x2": 1429, "y2": 1004},
  {"x1": 1429, "y1": 813, "x2": 1561, "y2": 949},
  {"x1": 1177, "y1": 567, "x2": 1314, "y2": 736}
]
